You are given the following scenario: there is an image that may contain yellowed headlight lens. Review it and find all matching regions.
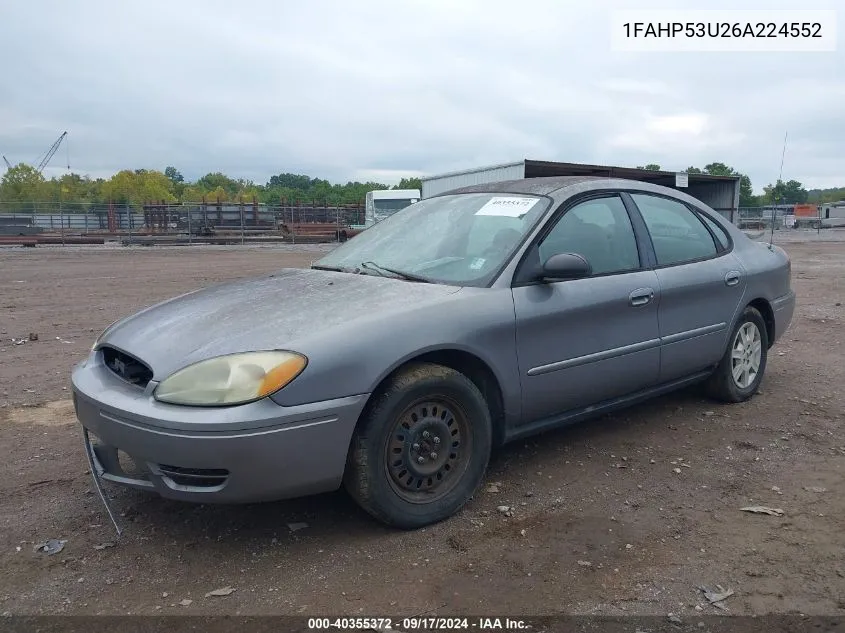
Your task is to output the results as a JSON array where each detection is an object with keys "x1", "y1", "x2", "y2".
[{"x1": 154, "y1": 351, "x2": 307, "y2": 406}]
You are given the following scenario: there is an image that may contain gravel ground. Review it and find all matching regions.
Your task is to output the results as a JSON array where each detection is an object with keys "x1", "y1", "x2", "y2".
[{"x1": 0, "y1": 238, "x2": 843, "y2": 617}]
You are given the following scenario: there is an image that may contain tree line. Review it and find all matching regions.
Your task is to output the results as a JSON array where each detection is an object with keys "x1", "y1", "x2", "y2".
[
  {"x1": 1, "y1": 160, "x2": 838, "y2": 211},
  {"x1": 635, "y1": 162, "x2": 824, "y2": 206},
  {"x1": 0, "y1": 163, "x2": 424, "y2": 210}
]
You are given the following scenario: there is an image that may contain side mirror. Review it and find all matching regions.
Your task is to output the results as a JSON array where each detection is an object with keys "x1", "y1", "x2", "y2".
[{"x1": 541, "y1": 253, "x2": 592, "y2": 280}]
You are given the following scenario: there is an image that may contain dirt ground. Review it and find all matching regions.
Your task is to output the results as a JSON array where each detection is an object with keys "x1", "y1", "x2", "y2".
[{"x1": 0, "y1": 235, "x2": 843, "y2": 618}]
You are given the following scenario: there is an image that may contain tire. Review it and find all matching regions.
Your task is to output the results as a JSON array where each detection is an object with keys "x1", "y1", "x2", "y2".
[
  {"x1": 705, "y1": 306, "x2": 769, "y2": 403},
  {"x1": 343, "y1": 362, "x2": 492, "y2": 529}
]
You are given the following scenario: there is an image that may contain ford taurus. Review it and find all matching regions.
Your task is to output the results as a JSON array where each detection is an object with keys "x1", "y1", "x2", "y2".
[{"x1": 72, "y1": 176, "x2": 795, "y2": 529}]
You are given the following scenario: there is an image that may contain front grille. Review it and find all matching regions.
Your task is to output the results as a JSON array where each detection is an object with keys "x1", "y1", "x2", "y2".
[
  {"x1": 101, "y1": 346, "x2": 153, "y2": 388},
  {"x1": 158, "y1": 465, "x2": 229, "y2": 488}
]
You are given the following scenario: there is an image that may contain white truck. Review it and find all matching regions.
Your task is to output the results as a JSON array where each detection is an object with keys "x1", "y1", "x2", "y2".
[{"x1": 363, "y1": 189, "x2": 421, "y2": 227}]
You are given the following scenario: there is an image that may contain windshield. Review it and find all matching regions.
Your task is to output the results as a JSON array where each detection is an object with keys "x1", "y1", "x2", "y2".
[
  {"x1": 369, "y1": 198, "x2": 418, "y2": 224},
  {"x1": 374, "y1": 199, "x2": 416, "y2": 212},
  {"x1": 314, "y1": 192, "x2": 550, "y2": 286}
]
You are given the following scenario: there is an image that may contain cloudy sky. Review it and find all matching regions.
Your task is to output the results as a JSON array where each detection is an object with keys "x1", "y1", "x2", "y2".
[{"x1": 0, "y1": 0, "x2": 842, "y2": 192}]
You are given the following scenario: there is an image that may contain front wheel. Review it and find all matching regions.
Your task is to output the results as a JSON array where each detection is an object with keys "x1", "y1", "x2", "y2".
[
  {"x1": 344, "y1": 362, "x2": 492, "y2": 529},
  {"x1": 706, "y1": 306, "x2": 769, "y2": 403}
]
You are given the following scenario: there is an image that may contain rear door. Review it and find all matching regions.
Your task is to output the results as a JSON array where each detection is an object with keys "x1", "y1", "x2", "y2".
[
  {"x1": 627, "y1": 193, "x2": 747, "y2": 382},
  {"x1": 511, "y1": 194, "x2": 661, "y2": 424}
]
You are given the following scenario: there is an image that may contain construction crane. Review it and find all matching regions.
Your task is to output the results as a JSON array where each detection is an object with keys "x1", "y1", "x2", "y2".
[{"x1": 35, "y1": 131, "x2": 68, "y2": 174}]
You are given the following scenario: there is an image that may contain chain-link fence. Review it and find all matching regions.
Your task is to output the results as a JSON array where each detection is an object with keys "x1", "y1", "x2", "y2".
[
  {"x1": 0, "y1": 200, "x2": 366, "y2": 244},
  {"x1": 737, "y1": 206, "x2": 845, "y2": 230},
  {"x1": 734, "y1": 206, "x2": 845, "y2": 245},
  {"x1": 1, "y1": 201, "x2": 841, "y2": 246}
]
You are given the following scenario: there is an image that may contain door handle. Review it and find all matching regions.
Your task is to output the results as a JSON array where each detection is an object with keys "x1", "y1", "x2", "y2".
[
  {"x1": 629, "y1": 287, "x2": 654, "y2": 307},
  {"x1": 725, "y1": 271, "x2": 741, "y2": 287}
]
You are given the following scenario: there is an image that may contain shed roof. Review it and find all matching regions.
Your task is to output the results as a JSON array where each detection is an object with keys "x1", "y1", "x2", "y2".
[{"x1": 420, "y1": 159, "x2": 740, "y2": 187}]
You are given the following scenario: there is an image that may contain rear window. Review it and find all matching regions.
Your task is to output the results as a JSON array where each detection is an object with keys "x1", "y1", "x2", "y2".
[{"x1": 697, "y1": 211, "x2": 731, "y2": 250}]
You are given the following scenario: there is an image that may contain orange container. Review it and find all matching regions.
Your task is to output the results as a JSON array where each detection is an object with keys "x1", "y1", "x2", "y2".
[{"x1": 793, "y1": 204, "x2": 818, "y2": 217}]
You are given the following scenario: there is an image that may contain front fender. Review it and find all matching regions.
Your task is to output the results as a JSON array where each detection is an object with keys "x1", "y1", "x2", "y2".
[{"x1": 269, "y1": 288, "x2": 521, "y2": 424}]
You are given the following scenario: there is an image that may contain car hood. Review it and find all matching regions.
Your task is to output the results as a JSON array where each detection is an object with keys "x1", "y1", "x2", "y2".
[{"x1": 98, "y1": 268, "x2": 461, "y2": 380}]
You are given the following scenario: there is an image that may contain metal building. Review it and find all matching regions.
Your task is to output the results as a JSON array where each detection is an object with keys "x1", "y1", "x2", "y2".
[
  {"x1": 819, "y1": 201, "x2": 845, "y2": 228},
  {"x1": 421, "y1": 159, "x2": 741, "y2": 221}
]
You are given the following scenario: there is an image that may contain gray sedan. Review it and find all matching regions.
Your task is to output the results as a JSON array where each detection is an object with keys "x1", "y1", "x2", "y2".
[{"x1": 72, "y1": 176, "x2": 795, "y2": 529}]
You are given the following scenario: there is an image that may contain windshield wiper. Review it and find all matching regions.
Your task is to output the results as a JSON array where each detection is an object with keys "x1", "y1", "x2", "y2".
[
  {"x1": 311, "y1": 264, "x2": 347, "y2": 272},
  {"x1": 358, "y1": 261, "x2": 432, "y2": 283}
]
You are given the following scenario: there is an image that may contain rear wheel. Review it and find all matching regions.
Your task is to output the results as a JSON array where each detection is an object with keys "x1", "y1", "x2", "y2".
[
  {"x1": 706, "y1": 306, "x2": 768, "y2": 403},
  {"x1": 344, "y1": 362, "x2": 492, "y2": 529}
]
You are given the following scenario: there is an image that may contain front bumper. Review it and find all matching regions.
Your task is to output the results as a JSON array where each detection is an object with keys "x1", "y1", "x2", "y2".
[
  {"x1": 72, "y1": 351, "x2": 370, "y2": 503},
  {"x1": 771, "y1": 289, "x2": 796, "y2": 345}
]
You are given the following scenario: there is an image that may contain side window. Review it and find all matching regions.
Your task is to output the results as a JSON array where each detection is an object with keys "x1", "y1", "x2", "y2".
[
  {"x1": 631, "y1": 194, "x2": 718, "y2": 266},
  {"x1": 539, "y1": 196, "x2": 640, "y2": 275},
  {"x1": 696, "y1": 211, "x2": 730, "y2": 250}
]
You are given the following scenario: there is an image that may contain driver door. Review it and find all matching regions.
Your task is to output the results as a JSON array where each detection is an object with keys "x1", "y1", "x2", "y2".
[{"x1": 511, "y1": 194, "x2": 661, "y2": 424}]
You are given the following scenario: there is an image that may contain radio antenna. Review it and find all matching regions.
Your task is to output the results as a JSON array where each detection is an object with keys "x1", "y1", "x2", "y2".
[{"x1": 769, "y1": 131, "x2": 788, "y2": 250}]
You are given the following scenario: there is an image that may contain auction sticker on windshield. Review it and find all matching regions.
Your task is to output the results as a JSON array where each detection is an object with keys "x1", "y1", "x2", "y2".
[
  {"x1": 475, "y1": 196, "x2": 539, "y2": 217},
  {"x1": 469, "y1": 257, "x2": 486, "y2": 270}
]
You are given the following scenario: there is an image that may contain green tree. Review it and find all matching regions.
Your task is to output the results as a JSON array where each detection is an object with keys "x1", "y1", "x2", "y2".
[
  {"x1": 737, "y1": 175, "x2": 755, "y2": 207},
  {"x1": 700, "y1": 162, "x2": 733, "y2": 176},
  {"x1": 763, "y1": 179, "x2": 808, "y2": 204},
  {"x1": 164, "y1": 166, "x2": 186, "y2": 198},
  {"x1": 687, "y1": 162, "x2": 756, "y2": 207},
  {"x1": 164, "y1": 166, "x2": 184, "y2": 184},
  {"x1": 0, "y1": 166, "x2": 430, "y2": 208},
  {"x1": 394, "y1": 177, "x2": 422, "y2": 190},
  {"x1": 101, "y1": 169, "x2": 175, "y2": 208},
  {"x1": 310, "y1": 178, "x2": 333, "y2": 202},
  {"x1": 236, "y1": 186, "x2": 261, "y2": 202},
  {"x1": 203, "y1": 185, "x2": 230, "y2": 203},
  {"x1": 196, "y1": 172, "x2": 240, "y2": 197},
  {"x1": 636, "y1": 164, "x2": 661, "y2": 171},
  {"x1": 267, "y1": 173, "x2": 314, "y2": 191},
  {"x1": 260, "y1": 173, "x2": 393, "y2": 206},
  {"x1": 0, "y1": 164, "x2": 48, "y2": 205},
  {"x1": 180, "y1": 185, "x2": 207, "y2": 202},
  {"x1": 91, "y1": 178, "x2": 108, "y2": 203},
  {"x1": 41, "y1": 173, "x2": 99, "y2": 209},
  {"x1": 807, "y1": 187, "x2": 845, "y2": 203}
]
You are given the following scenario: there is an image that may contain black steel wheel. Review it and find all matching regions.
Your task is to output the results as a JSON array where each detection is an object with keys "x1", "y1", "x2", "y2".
[
  {"x1": 384, "y1": 397, "x2": 471, "y2": 504},
  {"x1": 344, "y1": 362, "x2": 492, "y2": 529}
]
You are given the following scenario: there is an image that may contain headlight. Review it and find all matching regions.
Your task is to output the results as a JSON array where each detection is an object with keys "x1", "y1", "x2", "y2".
[{"x1": 153, "y1": 351, "x2": 307, "y2": 406}]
